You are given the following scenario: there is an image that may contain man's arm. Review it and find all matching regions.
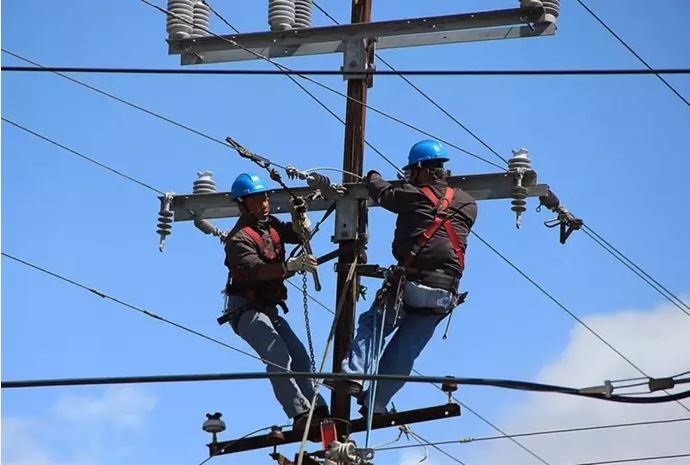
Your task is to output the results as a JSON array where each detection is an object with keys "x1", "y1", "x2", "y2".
[
  {"x1": 270, "y1": 216, "x2": 302, "y2": 244},
  {"x1": 367, "y1": 171, "x2": 413, "y2": 214}
]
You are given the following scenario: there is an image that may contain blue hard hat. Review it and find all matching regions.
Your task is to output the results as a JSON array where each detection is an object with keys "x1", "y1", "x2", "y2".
[
  {"x1": 405, "y1": 140, "x2": 449, "y2": 169},
  {"x1": 231, "y1": 173, "x2": 270, "y2": 199}
]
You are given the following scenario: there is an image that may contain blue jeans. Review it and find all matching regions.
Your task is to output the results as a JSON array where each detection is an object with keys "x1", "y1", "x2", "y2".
[
  {"x1": 227, "y1": 296, "x2": 327, "y2": 418},
  {"x1": 341, "y1": 281, "x2": 457, "y2": 413}
]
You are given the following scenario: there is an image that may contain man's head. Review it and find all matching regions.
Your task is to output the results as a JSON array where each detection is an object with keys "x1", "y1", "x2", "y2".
[
  {"x1": 404, "y1": 140, "x2": 449, "y2": 185},
  {"x1": 231, "y1": 173, "x2": 270, "y2": 221}
]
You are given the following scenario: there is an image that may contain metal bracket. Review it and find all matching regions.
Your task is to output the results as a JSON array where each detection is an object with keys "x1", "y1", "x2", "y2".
[{"x1": 333, "y1": 197, "x2": 360, "y2": 242}]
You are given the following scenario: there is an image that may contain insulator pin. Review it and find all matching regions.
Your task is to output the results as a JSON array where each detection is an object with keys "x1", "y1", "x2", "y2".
[
  {"x1": 193, "y1": 170, "x2": 217, "y2": 195},
  {"x1": 192, "y1": 0, "x2": 211, "y2": 38},
  {"x1": 294, "y1": 0, "x2": 312, "y2": 29},
  {"x1": 157, "y1": 193, "x2": 175, "y2": 252},
  {"x1": 268, "y1": 0, "x2": 295, "y2": 31},
  {"x1": 166, "y1": 0, "x2": 194, "y2": 40}
]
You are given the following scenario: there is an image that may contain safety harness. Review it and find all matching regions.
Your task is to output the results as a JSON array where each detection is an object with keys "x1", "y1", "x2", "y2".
[
  {"x1": 404, "y1": 186, "x2": 465, "y2": 270},
  {"x1": 219, "y1": 224, "x2": 289, "y2": 328}
]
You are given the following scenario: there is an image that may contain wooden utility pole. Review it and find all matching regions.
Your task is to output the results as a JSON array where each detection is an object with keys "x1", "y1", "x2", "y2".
[{"x1": 331, "y1": 0, "x2": 373, "y2": 422}]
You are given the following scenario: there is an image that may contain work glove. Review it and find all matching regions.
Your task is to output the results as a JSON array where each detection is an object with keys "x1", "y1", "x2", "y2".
[
  {"x1": 366, "y1": 170, "x2": 381, "y2": 181},
  {"x1": 286, "y1": 254, "x2": 318, "y2": 273}
]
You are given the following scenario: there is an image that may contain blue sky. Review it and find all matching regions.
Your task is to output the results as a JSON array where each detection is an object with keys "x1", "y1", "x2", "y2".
[{"x1": 2, "y1": 1, "x2": 690, "y2": 464}]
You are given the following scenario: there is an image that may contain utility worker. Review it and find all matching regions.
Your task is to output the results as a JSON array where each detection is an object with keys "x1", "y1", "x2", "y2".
[
  {"x1": 341, "y1": 140, "x2": 478, "y2": 415},
  {"x1": 222, "y1": 173, "x2": 329, "y2": 428}
]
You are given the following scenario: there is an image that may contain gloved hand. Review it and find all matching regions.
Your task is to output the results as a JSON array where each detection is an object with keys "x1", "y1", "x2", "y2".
[
  {"x1": 366, "y1": 170, "x2": 381, "y2": 181},
  {"x1": 286, "y1": 254, "x2": 318, "y2": 273}
]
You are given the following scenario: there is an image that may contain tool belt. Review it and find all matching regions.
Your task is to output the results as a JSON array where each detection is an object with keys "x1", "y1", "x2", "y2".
[
  {"x1": 218, "y1": 284, "x2": 289, "y2": 330},
  {"x1": 404, "y1": 291, "x2": 468, "y2": 316},
  {"x1": 403, "y1": 267, "x2": 460, "y2": 292}
]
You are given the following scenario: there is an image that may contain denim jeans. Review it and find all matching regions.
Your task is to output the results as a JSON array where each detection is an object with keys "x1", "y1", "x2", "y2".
[
  {"x1": 341, "y1": 280, "x2": 457, "y2": 413},
  {"x1": 226, "y1": 295, "x2": 327, "y2": 418}
]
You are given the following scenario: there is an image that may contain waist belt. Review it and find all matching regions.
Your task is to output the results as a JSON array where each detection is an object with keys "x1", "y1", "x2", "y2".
[
  {"x1": 217, "y1": 298, "x2": 288, "y2": 328},
  {"x1": 404, "y1": 267, "x2": 460, "y2": 291}
]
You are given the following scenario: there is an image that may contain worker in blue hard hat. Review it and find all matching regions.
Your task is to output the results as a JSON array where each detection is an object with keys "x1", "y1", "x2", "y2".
[
  {"x1": 222, "y1": 173, "x2": 329, "y2": 428},
  {"x1": 340, "y1": 140, "x2": 478, "y2": 416}
]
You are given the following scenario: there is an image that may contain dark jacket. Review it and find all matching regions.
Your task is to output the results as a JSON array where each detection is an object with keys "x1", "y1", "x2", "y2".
[
  {"x1": 224, "y1": 214, "x2": 301, "y2": 303},
  {"x1": 369, "y1": 174, "x2": 478, "y2": 287}
]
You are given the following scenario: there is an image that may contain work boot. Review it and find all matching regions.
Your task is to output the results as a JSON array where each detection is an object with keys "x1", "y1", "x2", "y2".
[
  {"x1": 323, "y1": 379, "x2": 363, "y2": 397},
  {"x1": 292, "y1": 405, "x2": 330, "y2": 431},
  {"x1": 358, "y1": 404, "x2": 387, "y2": 419}
]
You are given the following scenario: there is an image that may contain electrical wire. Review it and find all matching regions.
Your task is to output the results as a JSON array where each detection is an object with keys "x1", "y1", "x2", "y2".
[
  {"x1": 139, "y1": 0, "x2": 505, "y2": 171},
  {"x1": 0, "y1": 252, "x2": 291, "y2": 373},
  {"x1": 2, "y1": 117, "x2": 165, "y2": 195},
  {"x1": 375, "y1": 417, "x2": 690, "y2": 452},
  {"x1": 312, "y1": 0, "x2": 508, "y2": 167},
  {"x1": 407, "y1": 429, "x2": 467, "y2": 465},
  {"x1": 6, "y1": 65, "x2": 690, "y2": 76},
  {"x1": 469, "y1": 229, "x2": 690, "y2": 416},
  {"x1": 1, "y1": 49, "x2": 228, "y2": 150},
  {"x1": 575, "y1": 452, "x2": 690, "y2": 465},
  {"x1": 203, "y1": 0, "x2": 239, "y2": 34},
  {"x1": 575, "y1": 0, "x2": 690, "y2": 109},
  {"x1": 581, "y1": 224, "x2": 690, "y2": 315}
]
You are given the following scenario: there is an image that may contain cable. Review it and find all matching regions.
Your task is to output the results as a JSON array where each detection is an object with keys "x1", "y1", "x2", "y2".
[
  {"x1": 407, "y1": 429, "x2": 467, "y2": 465},
  {"x1": 469, "y1": 229, "x2": 690, "y2": 415},
  {"x1": 203, "y1": 0, "x2": 239, "y2": 34},
  {"x1": 376, "y1": 417, "x2": 690, "y2": 452},
  {"x1": 312, "y1": 0, "x2": 508, "y2": 167},
  {"x1": 581, "y1": 225, "x2": 690, "y2": 315},
  {"x1": 575, "y1": 0, "x2": 690, "y2": 109},
  {"x1": 0, "y1": 252, "x2": 291, "y2": 372},
  {"x1": 140, "y1": 0, "x2": 505, "y2": 171},
  {"x1": 5, "y1": 370, "x2": 690, "y2": 404},
  {"x1": 1, "y1": 49, "x2": 228, "y2": 150},
  {"x1": 2, "y1": 117, "x2": 165, "y2": 195},
  {"x1": 575, "y1": 453, "x2": 690, "y2": 465},
  {"x1": 6, "y1": 66, "x2": 690, "y2": 77}
]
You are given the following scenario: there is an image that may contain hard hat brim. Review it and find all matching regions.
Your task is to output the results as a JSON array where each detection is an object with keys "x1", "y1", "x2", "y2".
[{"x1": 403, "y1": 157, "x2": 449, "y2": 170}]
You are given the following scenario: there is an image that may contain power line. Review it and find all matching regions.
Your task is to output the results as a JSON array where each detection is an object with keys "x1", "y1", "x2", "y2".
[
  {"x1": 576, "y1": 453, "x2": 690, "y2": 465},
  {"x1": 312, "y1": 0, "x2": 508, "y2": 167},
  {"x1": 140, "y1": 0, "x2": 505, "y2": 171},
  {"x1": 407, "y1": 429, "x2": 467, "y2": 465},
  {"x1": 469, "y1": 229, "x2": 690, "y2": 416},
  {"x1": 575, "y1": 0, "x2": 690, "y2": 108},
  {"x1": 2, "y1": 117, "x2": 165, "y2": 195},
  {"x1": 1, "y1": 49, "x2": 228, "y2": 150},
  {"x1": 376, "y1": 417, "x2": 690, "y2": 452},
  {"x1": 581, "y1": 225, "x2": 690, "y2": 315},
  {"x1": 5, "y1": 370, "x2": 690, "y2": 405},
  {"x1": 203, "y1": 0, "x2": 239, "y2": 34},
  {"x1": 0, "y1": 252, "x2": 288, "y2": 372},
  {"x1": 5, "y1": 65, "x2": 690, "y2": 76}
]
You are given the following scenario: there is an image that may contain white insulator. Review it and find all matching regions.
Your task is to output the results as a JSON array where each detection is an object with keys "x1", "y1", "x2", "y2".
[
  {"x1": 268, "y1": 0, "x2": 295, "y2": 31},
  {"x1": 294, "y1": 0, "x2": 312, "y2": 29},
  {"x1": 542, "y1": 0, "x2": 559, "y2": 23},
  {"x1": 193, "y1": 171, "x2": 217, "y2": 194},
  {"x1": 167, "y1": 0, "x2": 194, "y2": 40},
  {"x1": 192, "y1": 1, "x2": 211, "y2": 38},
  {"x1": 508, "y1": 148, "x2": 532, "y2": 172}
]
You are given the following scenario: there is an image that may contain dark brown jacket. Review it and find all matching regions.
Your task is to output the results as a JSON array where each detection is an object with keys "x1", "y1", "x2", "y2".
[
  {"x1": 224, "y1": 215, "x2": 300, "y2": 302},
  {"x1": 369, "y1": 174, "x2": 478, "y2": 285}
]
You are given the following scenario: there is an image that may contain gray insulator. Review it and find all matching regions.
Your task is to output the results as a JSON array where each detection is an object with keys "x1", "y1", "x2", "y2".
[
  {"x1": 202, "y1": 413, "x2": 226, "y2": 434},
  {"x1": 167, "y1": 0, "x2": 194, "y2": 40},
  {"x1": 157, "y1": 194, "x2": 175, "y2": 251},
  {"x1": 511, "y1": 186, "x2": 528, "y2": 228},
  {"x1": 542, "y1": 0, "x2": 559, "y2": 23},
  {"x1": 192, "y1": 1, "x2": 211, "y2": 38},
  {"x1": 193, "y1": 171, "x2": 217, "y2": 195},
  {"x1": 268, "y1": 0, "x2": 295, "y2": 31},
  {"x1": 294, "y1": 0, "x2": 312, "y2": 29},
  {"x1": 508, "y1": 148, "x2": 532, "y2": 172}
]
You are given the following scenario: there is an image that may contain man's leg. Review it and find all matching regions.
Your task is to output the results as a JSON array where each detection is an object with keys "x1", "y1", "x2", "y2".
[
  {"x1": 342, "y1": 291, "x2": 400, "y2": 388},
  {"x1": 365, "y1": 310, "x2": 445, "y2": 413},
  {"x1": 273, "y1": 315, "x2": 327, "y2": 409},
  {"x1": 234, "y1": 309, "x2": 310, "y2": 419}
]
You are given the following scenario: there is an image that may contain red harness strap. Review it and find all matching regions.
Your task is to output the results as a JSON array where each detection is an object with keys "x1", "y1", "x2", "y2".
[
  {"x1": 404, "y1": 186, "x2": 465, "y2": 269},
  {"x1": 240, "y1": 225, "x2": 284, "y2": 263}
]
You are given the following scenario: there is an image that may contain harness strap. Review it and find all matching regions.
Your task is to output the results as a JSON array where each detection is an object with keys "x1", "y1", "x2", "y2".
[
  {"x1": 240, "y1": 225, "x2": 283, "y2": 262},
  {"x1": 404, "y1": 186, "x2": 465, "y2": 269}
]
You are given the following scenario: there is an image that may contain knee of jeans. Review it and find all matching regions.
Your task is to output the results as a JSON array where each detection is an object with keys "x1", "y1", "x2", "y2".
[{"x1": 265, "y1": 341, "x2": 292, "y2": 370}]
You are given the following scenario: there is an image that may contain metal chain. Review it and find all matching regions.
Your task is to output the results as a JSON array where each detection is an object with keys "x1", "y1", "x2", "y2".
[{"x1": 301, "y1": 255, "x2": 317, "y2": 374}]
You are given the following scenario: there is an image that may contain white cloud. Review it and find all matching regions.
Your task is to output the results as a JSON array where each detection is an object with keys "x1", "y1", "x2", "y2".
[
  {"x1": 2, "y1": 386, "x2": 156, "y2": 465},
  {"x1": 52, "y1": 385, "x2": 156, "y2": 428},
  {"x1": 477, "y1": 302, "x2": 690, "y2": 465}
]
